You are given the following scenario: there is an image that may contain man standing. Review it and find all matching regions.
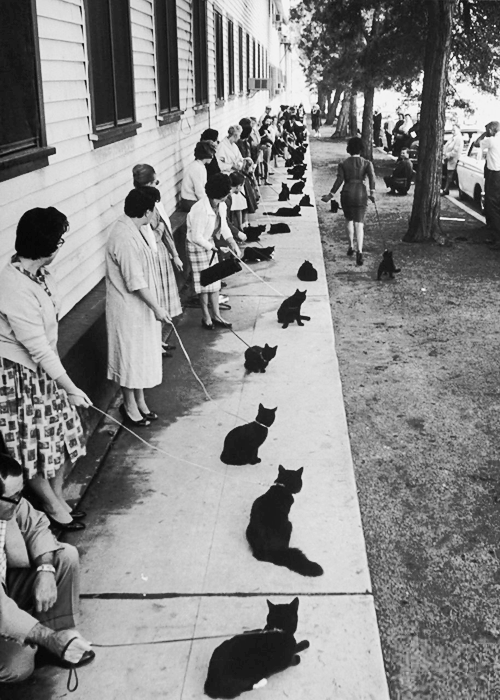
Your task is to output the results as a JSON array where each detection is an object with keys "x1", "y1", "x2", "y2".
[
  {"x1": 384, "y1": 148, "x2": 414, "y2": 195},
  {"x1": 442, "y1": 124, "x2": 464, "y2": 195},
  {"x1": 0, "y1": 453, "x2": 93, "y2": 683},
  {"x1": 258, "y1": 105, "x2": 273, "y2": 127},
  {"x1": 482, "y1": 121, "x2": 500, "y2": 248}
]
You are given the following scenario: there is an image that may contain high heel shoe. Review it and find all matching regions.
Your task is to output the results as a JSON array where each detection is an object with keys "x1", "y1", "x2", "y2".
[
  {"x1": 211, "y1": 317, "x2": 232, "y2": 329},
  {"x1": 119, "y1": 404, "x2": 151, "y2": 427},
  {"x1": 356, "y1": 251, "x2": 363, "y2": 266},
  {"x1": 70, "y1": 509, "x2": 87, "y2": 520},
  {"x1": 201, "y1": 319, "x2": 215, "y2": 330},
  {"x1": 139, "y1": 409, "x2": 158, "y2": 420},
  {"x1": 47, "y1": 515, "x2": 86, "y2": 532}
]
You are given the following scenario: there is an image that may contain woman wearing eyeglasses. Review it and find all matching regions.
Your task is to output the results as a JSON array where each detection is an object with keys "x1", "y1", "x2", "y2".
[
  {"x1": 0, "y1": 207, "x2": 91, "y2": 531},
  {"x1": 132, "y1": 164, "x2": 183, "y2": 356}
]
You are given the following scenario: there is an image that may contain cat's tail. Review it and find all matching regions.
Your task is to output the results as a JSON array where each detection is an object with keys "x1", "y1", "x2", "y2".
[{"x1": 255, "y1": 548, "x2": 323, "y2": 577}]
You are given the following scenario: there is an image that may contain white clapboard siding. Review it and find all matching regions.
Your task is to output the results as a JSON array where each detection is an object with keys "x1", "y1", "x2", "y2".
[{"x1": 0, "y1": 0, "x2": 296, "y2": 317}]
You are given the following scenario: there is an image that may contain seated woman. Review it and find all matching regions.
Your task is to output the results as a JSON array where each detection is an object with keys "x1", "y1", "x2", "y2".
[
  {"x1": 180, "y1": 141, "x2": 215, "y2": 212},
  {"x1": 186, "y1": 174, "x2": 241, "y2": 330},
  {"x1": 216, "y1": 126, "x2": 244, "y2": 174},
  {"x1": 0, "y1": 208, "x2": 90, "y2": 530},
  {"x1": 227, "y1": 171, "x2": 248, "y2": 229}
]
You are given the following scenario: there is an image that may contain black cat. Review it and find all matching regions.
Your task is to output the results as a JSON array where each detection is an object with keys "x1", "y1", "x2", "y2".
[
  {"x1": 290, "y1": 180, "x2": 306, "y2": 195},
  {"x1": 246, "y1": 465, "x2": 323, "y2": 577},
  {"x1": 287, "y1": 165, "x2": 307, "y2": 177},
  {"x1": 242, "y1": 246, "x2": 275, "y2": 263},
  {"x1": 244, "y1": 344, "x2": 278, "y2": 373},
  {"x1": 277, "y1": 290, "x2": 310, "y2": 329},
  {"x1": 297, "y1": 260, "x2": 318, "y2": 281},
  {"x1": 284, "y1": 157, "x2": 294, "y2": 168},
  {"x1": 278, "y1": 183, "x2": 290, "y2": 201},
  {"x1": 204, "y1": 598, "x2": 309, "y2": 699},
  {"x1": 377, "y1": 249, "x2": 401, "y2": 280},
  {"x1": 264, "y1": 205, "x2": 301, "y2": 217},
  {"x1": 244, "y1": 224, "x2": 266, "y2": 243},
  {"x1": 268, "y1": 222, "x2": 291, "y2": 234},
  {"x1": 220, "y1": 404, "x2": 277, "y2": 465},
  {"x1": 299, "y1": 194, "x2": 313, "y2": 207}
]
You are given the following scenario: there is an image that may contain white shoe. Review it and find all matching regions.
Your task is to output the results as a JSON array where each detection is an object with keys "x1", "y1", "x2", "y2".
[{"x1": 219, "y1": 295, "x2": 229, "y2": 304}]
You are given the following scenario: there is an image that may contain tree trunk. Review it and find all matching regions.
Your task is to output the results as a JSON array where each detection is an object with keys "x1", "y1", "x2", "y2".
[
  {"x1": 349, "y1": 92, "x2": 358, "y2": 136},
  {"x1": 325, "y1": 87, "x2": 343, "y2": 125},
  {"x1": 333, "y1": 90, "x2": 351, "y2": 138},
  {"x1": 361, "y1": 85, "x2": 375, "y2": 161},
  {"x1": 404, "y1": 0, "x2": 458, "y2": 242}
]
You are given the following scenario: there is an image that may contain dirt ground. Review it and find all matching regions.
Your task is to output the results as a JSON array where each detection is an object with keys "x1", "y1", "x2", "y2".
[{"x1": 311, "y1": 136, "x2": 500, "y2": 700}]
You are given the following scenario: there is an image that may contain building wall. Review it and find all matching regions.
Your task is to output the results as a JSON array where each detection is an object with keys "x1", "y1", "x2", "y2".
[{"x1": 0, "y1": 0, "x2": 291, "y2": 317}]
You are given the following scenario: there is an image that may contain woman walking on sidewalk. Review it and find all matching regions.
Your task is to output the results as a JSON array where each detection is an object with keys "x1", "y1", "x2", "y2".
[
  {"x1": 322, "y1": 136, "x2": 376, "y2": 266},
  {"x1": 0, "y1": 208, "x2": 90, "y2": 531}
]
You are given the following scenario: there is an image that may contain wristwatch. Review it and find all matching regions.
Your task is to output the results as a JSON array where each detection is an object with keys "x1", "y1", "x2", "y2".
[{"x1": 36, "y1": 564, "x2": 56, "y2": 575}]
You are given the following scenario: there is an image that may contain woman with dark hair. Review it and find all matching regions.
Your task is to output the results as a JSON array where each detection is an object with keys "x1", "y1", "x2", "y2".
[
  {"x1": 132, "y1": 164, "x2": 183, "y2": 352},
  {"x1": 180, "y1": 142, "x2": 214, "y2": 212},
  {"x1": 106, "y1": 188, "x2": 171, "y2": 426},
  {"x1": 200, "y1": 129, "x2": 221, "y2": 180},
  {"x1": 0, "y1": 208, "x2": 90, "y2": 530},
  {"x1": 322, "y1": 136, "x2": 376, "y2": 266},
  {"x1": 186, "y1": 174, "x2": 241, "y2": 329}
]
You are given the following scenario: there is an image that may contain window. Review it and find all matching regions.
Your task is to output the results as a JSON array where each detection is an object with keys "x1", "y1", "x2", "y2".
[
  {"x1": 155, "y1": 0, "x2": 180, "y2": 118},
  {"x1": 252, "y1": 39, "x2": 256, "y2": 78},
  {"x1": 264, "y1": 49, "x2": 268, "y2": 79},
  {"x1": 246, "y1": 33, "x2": 250, "y2": 90},
  {"x1": 193, "y1": 0, "x2": 208, "y2": 104},
  {"x1": 86, "y1": 0, "x2": 138, "y2": 147},
  {"x1": 257, "y1": 44, "x2": 261, "y2": 78},
  {"x1": 214, "y1": 11, "x2": 224, "y2": 100},
  {"x1": 227, "y1": 19, "x2": 235, "y2": 96},
  {"x1": 0, "y1": 0, "x2": 55, "y2": 182},
  {"x1": 238, "y1": 27, "x2": 244, "y2": 93}
]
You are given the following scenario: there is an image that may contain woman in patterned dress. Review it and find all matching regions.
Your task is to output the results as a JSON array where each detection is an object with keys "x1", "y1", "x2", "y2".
[
  {"x1": 0, "y1": 208, "x2": 90, "y2": 530},
  {"x1": 323, "y1": 136, "x2": 376, "y2": 267},
  {"x1": 106, "y1": 188, "x2": 171, "y2": 426},
  {"x1": 186, "y1": 174, "x2": 241, "y2": 330},
  {"x1": 132, "y1": 164, "x2": 183, "y2": 355}
]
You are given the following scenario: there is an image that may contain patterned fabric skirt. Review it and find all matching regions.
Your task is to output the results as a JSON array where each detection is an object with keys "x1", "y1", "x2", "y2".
[
  {"x1": 0, "y1": 358, "x2": 86, "y2": 480},
  {"x1": 186, "y1": 241, "x2": 221, "y2": 294},
  {"x1": 155, "y1": 236, "x2": 183, "y2": 318}
]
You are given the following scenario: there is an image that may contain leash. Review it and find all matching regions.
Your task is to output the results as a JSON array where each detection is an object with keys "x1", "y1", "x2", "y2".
[
  {"x1": 92, "y1": 629, "x2": 281, "y2": 649},
  {"x1": 229, "y1": 327, "x2": 252, "y2": 348},
  {"x1": 372, "y1": 199, "x2": 387, "y2": 250},
  {"x1": 229, "y1": 250, "x2": 285, "y2": 297}
]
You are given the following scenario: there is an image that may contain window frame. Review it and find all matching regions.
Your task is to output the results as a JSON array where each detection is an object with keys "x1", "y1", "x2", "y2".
[
  {"x1": 238, "y1": 26, "x2": 244, "y2": 94},
  {"x1": 85, "y1": 0, "x2": 140, "y2": 148},
  {"x1": 214, "y1": 9, "x2": 224, "y2": 102},
  {"x1": 0, "y1": 0, "x2": 55, "y2": 182},
  {"x1": 246, "y1": 33, "x2": 250, "y2": 93},
  {"x1": 154, "y1": 0, "x2": 181, "y2": 123},
  {"x1": 227, "y1": 18, "x2": 235, "y2": 97},
  {"x1": 193, "y1": 0, "x2": 209, "y2": 106}
]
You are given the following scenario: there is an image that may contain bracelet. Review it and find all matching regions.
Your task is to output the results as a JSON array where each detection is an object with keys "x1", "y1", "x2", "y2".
[{"x1": 36, "y1": 564, "x2": 56, "y2": 575}]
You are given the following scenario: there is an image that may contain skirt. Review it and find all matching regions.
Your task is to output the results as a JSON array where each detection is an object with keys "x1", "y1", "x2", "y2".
[
  {"x1": 229, "y1": 191, "x2": 247, "y2": 212},
  {"x1": 155, "y1": 234, "x2": 183, "y2": 318},
  {"x1": 186, "y1": 241, "x2": 221, "y2": 294},
  {"x1": 0, "y1": 358, "x2": 86, "y2": 480},
  {"x1": 341, "y1": 183, "x2": 368, "y2": 223}
]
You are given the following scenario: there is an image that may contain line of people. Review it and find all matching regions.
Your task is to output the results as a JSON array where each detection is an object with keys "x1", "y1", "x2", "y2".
[{"x1": 0, "y1": 103, "x2": 308, "y2": 686}]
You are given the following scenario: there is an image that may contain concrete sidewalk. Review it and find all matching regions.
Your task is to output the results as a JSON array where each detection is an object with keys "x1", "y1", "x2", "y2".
[{"x1": 7, "y1": 151, "x2": 390, "y2": 700}]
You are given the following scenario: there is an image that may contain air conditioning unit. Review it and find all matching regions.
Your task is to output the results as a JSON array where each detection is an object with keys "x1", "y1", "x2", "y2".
[{"x1": 248, "y1": 78, "x2": 269, "y2": 90}]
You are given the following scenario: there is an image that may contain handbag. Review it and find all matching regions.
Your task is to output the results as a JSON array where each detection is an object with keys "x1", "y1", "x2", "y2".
[{"x1": 200, "y1": 250, "x2": 242, "y2": 287}]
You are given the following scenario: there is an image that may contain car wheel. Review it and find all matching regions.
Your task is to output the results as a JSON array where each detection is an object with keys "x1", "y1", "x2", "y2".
[{"x1": 474, "y1": 185, "x2": 485, "y2": 214}]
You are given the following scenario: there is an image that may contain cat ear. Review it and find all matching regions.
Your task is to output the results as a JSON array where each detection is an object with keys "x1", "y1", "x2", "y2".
[
  {"x1": 278, "y1": 464, "x2": 285, "y2": 474},
  {"x1": 258, "y1": 403, "x2": 264, "y2": 410},
  {"x1": 267, "y1": 600, "x2": 274, "y2": 610},
  {"x1": 291, "y1": 597, "x2": 299, "y2": 610},
  {"x1": 297, "y1": 467, "x2": 304, "y2": 475},
  {"x1": 272, "y1": 407, "x2": 278, "y2": 412}
]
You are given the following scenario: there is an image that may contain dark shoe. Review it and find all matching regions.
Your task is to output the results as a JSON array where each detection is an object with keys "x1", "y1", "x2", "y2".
[
  {"x1": 119, "y1": 404, "x2": 151, "y2": 427},
  {"x1": 347, "y1": 247, "x2": 354, "y2": 257},
  {"x1": 162, "y1": 350, "x2": 173, "y2": 358},
  {"x1": 212, "y1": 317, "x2": 233, "y2": 329},
  {"x1": 139, "y1": 410, "x2": 158, "y2": 420},
  {"x1": 162, "y1": 342, "x2": 176, "y2": 350},
  {"x1": 201, "y1": 319, "x2": 215, "y2": 330},
  {"x1": 70, "y1": 510, "x2": 87, "y2": 520},
  {"x1": 47, "y1": 516, "x2": 86, "y2": 532},
  {"x1": 219, "y1": 302, "x2": 232, "y2": 311},
  {"x1": 59, "y1": 637, "x2": 96, "y2": 669},
  {"x1": 441, "y1": 189, "x2": 449, "y2": 196},
  {"x1": 356, "y1": 251, "x2": 363, "y2": 266}
]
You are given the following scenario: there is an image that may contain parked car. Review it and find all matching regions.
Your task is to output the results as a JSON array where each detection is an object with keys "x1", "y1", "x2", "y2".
[
  {"x1": 456, "y1": 134, "x2": 485, "y2": 212},
  {"x1": 408, "y1": 126, "x2": 479, "y2": 173}
]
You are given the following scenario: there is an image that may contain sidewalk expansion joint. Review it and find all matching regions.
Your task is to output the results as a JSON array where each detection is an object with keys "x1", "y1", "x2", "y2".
[{"x1": 81, "y1": 591, "x2": 373, "y2": 599}]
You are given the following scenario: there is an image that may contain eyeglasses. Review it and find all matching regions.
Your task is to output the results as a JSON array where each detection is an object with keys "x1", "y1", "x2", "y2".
[
  {"x1": 56, "y1": 237, "x2": 66, "y2": 249},
  {"x1": 0, "y1": 491, "x2": 23, "y2": 505}
]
